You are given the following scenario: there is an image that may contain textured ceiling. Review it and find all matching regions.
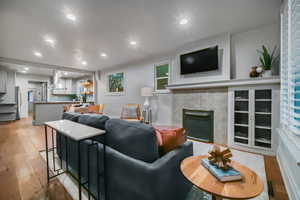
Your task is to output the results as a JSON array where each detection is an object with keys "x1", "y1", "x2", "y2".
[{"x1": 0, "y1": 0, "x2": 281, "y2": 71}]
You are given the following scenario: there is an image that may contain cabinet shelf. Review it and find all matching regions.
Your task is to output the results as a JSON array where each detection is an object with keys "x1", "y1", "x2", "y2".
[
  {"x1": 255, "y1": 99, "x2": 272, "y2": 101},
  {"x1": 234, "y1": 136, "x2": 248, "y2": 140},
  {"x1": 255, "y1": 138, "x2": 271, "y2": 144},
  {"x1": 235, "y1": 123, "x2": 248, "y2": 127},
  {"x1": 255, "y1": 112, "x2": 272, "y2": 115},
  {"x1": 235, "y1": 111, "x2": 249, "y2": 114},
  {"x1": 255, "y1": 125, "x2": 272, "y2": 130},
  {"x1": 235, "y1": 99, "x2": 248, "y2": 101}
]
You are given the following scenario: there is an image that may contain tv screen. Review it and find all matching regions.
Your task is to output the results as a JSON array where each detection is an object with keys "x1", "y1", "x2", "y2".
[{"x1": 180, "y1": 46, "x2": 218, "y2": 75}]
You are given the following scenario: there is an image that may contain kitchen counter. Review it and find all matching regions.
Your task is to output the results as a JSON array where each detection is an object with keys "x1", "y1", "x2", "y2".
[
  {"x1": 33, "y1": 101, "x2": 81, "y2": 104},
  {"x1": 32, "y1": 102, "x2": 79, "y2": 125}
]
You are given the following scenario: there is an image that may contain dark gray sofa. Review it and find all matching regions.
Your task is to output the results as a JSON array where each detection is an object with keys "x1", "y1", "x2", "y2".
[{"x1": 56, "y1": 112, "x2": 193, "y2": 200}]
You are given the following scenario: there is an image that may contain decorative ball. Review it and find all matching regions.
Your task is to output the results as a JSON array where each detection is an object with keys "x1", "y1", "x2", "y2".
[{"x1": 256, "y1": 66, "x2": 263, "y2": 73}]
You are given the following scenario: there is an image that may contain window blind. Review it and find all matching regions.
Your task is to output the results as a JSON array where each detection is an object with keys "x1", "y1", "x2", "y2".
[
  {"x1": 291, "y1": 0, "x2": 300, "y2": 133},
  {"x1": 280, "y1": 4, "x2": 289, "y2": 128},
  {"x1": 281, "y1": 0, "x2": 300, "y2": 135}
]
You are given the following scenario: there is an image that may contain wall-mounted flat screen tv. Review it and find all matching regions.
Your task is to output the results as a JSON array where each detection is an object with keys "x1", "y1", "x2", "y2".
[{"x1": 180, "y1": 46, "x2": 218, "y2": 75}]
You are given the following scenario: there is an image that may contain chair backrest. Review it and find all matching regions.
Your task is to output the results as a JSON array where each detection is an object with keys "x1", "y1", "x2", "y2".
[
  {"x1": 121, "y1": 104, "x2": 142, "y2": 120},
  {"x1": 88, "y1": 104, "x2": 104, "y2": 114}
]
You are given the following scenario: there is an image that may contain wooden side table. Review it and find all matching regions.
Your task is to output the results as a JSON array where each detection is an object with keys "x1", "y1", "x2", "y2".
[{"x1": 181, "y1": 155, "x2": 264, "y2": 200}]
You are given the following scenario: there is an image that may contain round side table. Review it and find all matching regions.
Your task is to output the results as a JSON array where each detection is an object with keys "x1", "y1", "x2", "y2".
[{"x1": 181, "y1": 155, "x2": 264, "y2": 200}]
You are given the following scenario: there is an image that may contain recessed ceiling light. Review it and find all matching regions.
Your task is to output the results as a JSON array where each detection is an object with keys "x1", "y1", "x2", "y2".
[
  {"x1": 130, "y1": 41, "x2": 137, "y2": 46},
  {"x1": 179, "y1": 18, "x2": 189, "y2": 25},
  {"x1": 81, "y1": 61, "x2": 87, "y2": 66},
  {"x1": 20, "y1": 70, "x2": 27, "y2": 73},
  {"x1": 33, "y1": 51, "x2": 43, "y2": 58},
  {"x1": 64, "y1": 72, "x2": 68, "y2": 75},
  {"x1": 44, "y1": 36, "x2": 56, "y2": 47},
  {"x1": 100, "y1": 53, "x2": 107, "y2": 57},
  {"x1": 24, "y1": 67, "x2": 29, "y2": 70},
  {"x1": 66, "y1": 13, "x2": 77, "y2": 22}
]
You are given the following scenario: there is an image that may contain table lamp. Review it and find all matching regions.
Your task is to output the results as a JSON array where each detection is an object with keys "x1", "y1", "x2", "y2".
[{"x1": 141, "y1": 87, "x2": 153, "y2": 124}]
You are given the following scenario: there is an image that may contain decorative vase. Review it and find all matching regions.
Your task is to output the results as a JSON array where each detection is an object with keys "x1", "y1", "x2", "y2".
[{"x1": 262, "y1": 70, "x2": 272, "y2": 77}]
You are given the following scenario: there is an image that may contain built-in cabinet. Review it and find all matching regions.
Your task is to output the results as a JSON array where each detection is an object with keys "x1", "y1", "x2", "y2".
[
  {"x1": 52, "y1": 78, "x2": 75, "y2": 95},
  {"x1": 0, "y1": 70, "x2": 7, "y2": 93},
  {"x1": 228, "y1": 84, "x2": 280, "y2": 155}
]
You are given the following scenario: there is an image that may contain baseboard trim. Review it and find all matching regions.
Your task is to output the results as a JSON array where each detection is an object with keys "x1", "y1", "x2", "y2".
[{"x1": 277, "y1": 144, "x2": 300, "y2": 200}]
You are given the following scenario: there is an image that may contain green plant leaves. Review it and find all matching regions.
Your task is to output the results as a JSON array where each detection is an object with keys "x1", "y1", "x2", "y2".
[{"x1": 257, "y1": 45, "x2": 277, "y2": 70}]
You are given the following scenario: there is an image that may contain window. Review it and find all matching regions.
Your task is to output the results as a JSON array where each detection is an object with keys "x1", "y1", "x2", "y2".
[
  {"x1": 154, "y1": 61, "x2": 170, "y2": 91},
  {"x1": 280, "y1": 0, "x2": 300, "y2": 135}
]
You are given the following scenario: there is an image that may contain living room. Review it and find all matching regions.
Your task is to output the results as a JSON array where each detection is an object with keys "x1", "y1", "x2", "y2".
[{"x1": 0, "y1": 0, "x2": 299, "y2": 200}]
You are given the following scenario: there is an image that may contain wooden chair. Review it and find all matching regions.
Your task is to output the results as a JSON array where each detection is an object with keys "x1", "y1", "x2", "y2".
[
  {"x1": 87, "y1": 104, "x2": 104, "y2": 114},
  {"x1": 121, "y1": 104, "x2": 143, "y2": 122}
]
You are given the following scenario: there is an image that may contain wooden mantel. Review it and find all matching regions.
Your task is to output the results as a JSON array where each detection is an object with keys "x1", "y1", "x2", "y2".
[{"x1": 166, "y1": 76, "x2": 280, "y2": 90}]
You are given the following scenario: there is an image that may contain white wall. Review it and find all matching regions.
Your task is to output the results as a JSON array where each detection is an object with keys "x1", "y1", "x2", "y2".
[
  {"x1": 98, "y1": 62, "x2": 173, "y2": 124},
  {"x1": 231, "y1": 23, "x2": 280, "y2": 79},
  {"x1": 171, "y1": 33, "x2": 231, "y2": 84},
  {"x1": 97, "y1": 24, "x2": 280, "y2": 124},
  {"x1": 15, "y1": 73, "x2": 50, "y2": 118}
]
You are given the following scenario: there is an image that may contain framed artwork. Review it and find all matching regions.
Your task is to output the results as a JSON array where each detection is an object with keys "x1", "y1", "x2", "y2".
[{"x1": 107, "y1": 72, "x2": 125, "y2": 95}]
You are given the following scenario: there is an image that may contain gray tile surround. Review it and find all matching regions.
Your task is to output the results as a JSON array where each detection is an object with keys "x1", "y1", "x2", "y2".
[{"x1": 171, "y1": 88, "x2": 228, "y2": 145}]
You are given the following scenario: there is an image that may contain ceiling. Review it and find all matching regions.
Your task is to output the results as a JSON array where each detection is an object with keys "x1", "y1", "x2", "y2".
[
  {"x1": 0, "y1": 0, "x2": 281, "y2": 71},
  {"x1": 0, "y1": 62, "x2": 92, "y2": 78}
]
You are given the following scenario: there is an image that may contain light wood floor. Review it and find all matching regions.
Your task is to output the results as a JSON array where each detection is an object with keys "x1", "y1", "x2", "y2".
[{"x1": 0, "y1": 117, "x2": 289, "y2": 200}]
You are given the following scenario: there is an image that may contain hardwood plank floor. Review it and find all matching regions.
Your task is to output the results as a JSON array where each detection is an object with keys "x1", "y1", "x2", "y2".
[
  {"x1": 0, "y1": 117, "x2": 289, "y2": 200},
  {"x1": 0, "y1": 117, "x2": 72, "y2": 200}
]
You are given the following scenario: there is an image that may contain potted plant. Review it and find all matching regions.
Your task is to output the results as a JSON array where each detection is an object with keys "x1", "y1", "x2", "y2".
[{"x1": 257, "y1": 45, "x2": 277, "y2": 77}]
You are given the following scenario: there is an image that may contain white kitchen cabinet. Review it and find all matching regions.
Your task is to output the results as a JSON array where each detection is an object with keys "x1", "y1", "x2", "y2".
[
  {"x1": 52, "y1": 78, "x2": 74, "y2": 95},
  {"x1": 0, "y1": 70, "x2": 7, "y2": 93},
  {"x1": 228, "y1": 84, "x2": 280, "y2": 155}
]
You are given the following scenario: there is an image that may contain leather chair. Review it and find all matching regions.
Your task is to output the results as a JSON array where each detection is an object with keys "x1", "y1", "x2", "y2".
[
  {"x1": 120, "y1": 104, "x2": 143, "y2": 122},
  {"x1": 87, "y1": 104, "x2": 104, "y2": 114}
]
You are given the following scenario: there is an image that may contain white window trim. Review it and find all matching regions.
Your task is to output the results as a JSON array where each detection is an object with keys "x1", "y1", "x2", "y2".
[{"x1": 154, "y1": 60, "x2": 171, "y2": 93}]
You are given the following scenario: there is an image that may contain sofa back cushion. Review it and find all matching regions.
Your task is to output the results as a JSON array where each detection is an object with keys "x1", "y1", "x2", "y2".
[
  {"x1": 105, "y1": 119, "x2": 159, "y2": 163},
  {"x1": 78, "y1": 114, "x2": 109, "y2": 130},
  {"x1": 62, "y1": 112, "x2": 81, "y2": 122}
]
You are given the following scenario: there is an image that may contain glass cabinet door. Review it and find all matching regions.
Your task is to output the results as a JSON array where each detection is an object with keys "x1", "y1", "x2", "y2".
[
  {"x1": 234, "y1": 90, "x2": 249, "y2": 145},
  {"x1": 254, "y1": 89, "x2": 272, "y2": 148}
]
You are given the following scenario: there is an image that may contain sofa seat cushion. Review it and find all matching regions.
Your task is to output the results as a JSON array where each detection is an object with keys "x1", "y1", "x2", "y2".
[
  {"x1": 62, "y1": 112, "x2": 82, "y2": 122},
  {"x1": 78, "y1": 114, "x2": 109, "y2": 130},
  {"x1": 154, "y1": 126, "x2": 187, "y2": 155},
  {"x1": 105, "y1": 119, "x2": 159, "y2": 163}
]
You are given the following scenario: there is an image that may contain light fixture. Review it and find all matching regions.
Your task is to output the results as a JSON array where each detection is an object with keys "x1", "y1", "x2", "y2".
[
  {"x1": 63, "y1": 72, "x2": 68, "y2": 75},
  {"x1": 66, "y1": 13, "x2": 77, "y2": 22},
  {"x1": 20, "y1": 70, "x2": 27, "y2": 73},
  {"x1": 33, "y1": 51, "x2": 43, "y2": 58},
  {"x1": 100, "y1": 53, "x2": 107, "y2": 57},
  {"x1": 81, "y1": 60, "x2": 87, "y2": 66},
  {"x1": 44, "y1": 36, "x2": 56, "y2": 47},
  {"x1": 179, "y1": 18, "x2": 189, "y2": 25},
  {"x1": 130, "y1": 41, "x2": 137, "y2": 46},
  {"x1": 24, "y1": 67, "x2": 29, "y2": 70}
]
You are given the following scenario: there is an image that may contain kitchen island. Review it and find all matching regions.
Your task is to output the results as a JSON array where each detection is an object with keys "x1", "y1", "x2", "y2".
[{"x1": 32, "y1": 101, "x2": 81, "y2": 125}]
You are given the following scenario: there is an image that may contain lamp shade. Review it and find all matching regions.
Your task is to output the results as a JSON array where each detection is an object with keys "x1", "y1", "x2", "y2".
[{"x1": 141, "y1": 87, "x2": 153, "y2": 97}]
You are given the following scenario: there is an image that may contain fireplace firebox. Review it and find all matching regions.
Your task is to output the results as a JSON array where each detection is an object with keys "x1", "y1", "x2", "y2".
[{"x1": 183, "y1": 109, "x2": 214, "y2": 143}]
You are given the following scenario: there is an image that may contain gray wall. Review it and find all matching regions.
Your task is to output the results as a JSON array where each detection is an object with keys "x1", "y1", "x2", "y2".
[
  {"x1": 97, "y1": 24, "x2": 280, "y2": 144},
  {"x1": 172, "y1": 88, "x2": 228, "y2": 144}
]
